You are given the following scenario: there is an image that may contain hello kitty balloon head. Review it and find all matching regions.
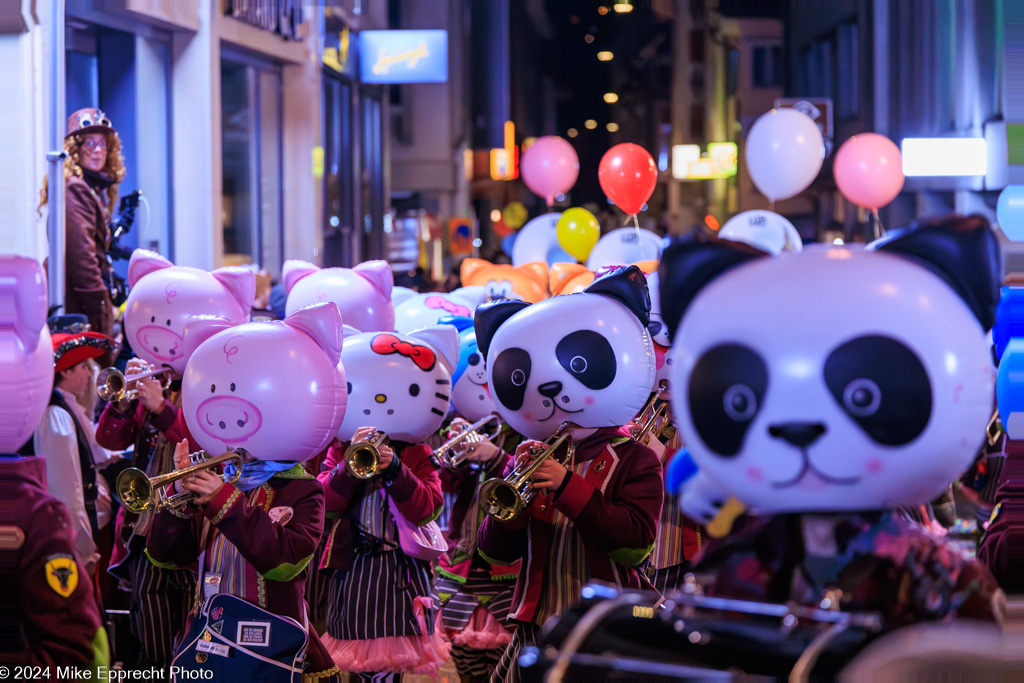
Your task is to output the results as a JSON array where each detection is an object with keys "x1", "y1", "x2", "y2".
[
  {"x1": 0, "y1": 257, "x2": 53, "y2": 452},
  {"x1": 125, "y1": 250, "x2": 255, "y2": 376},
  {"x1": 181, "y1": 302, "x2": 347, "y2": 461},
  {"x1": 660, "y1": 218, "x2": 999, "y2": 514},
  {"x1": 338, "y1": 326, "x2": 460, "y2": 442},
  {"x1": 283, "y1": 259, "x2": 394, "y2": 333}
]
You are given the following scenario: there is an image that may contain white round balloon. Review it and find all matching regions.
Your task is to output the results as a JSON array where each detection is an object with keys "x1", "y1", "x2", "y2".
[
  {"x1": 745, "y1": 109, "x2": 825, "y2": 202},
  {"x1": 719, "y1": 210, "x2": 802, "y2": 255},
  {"x1": 586, "y1": 227, "x2": 662, "y2": 270},
  {"x1": 512, "y1": 213, "x2": 574, "y2": 266}
]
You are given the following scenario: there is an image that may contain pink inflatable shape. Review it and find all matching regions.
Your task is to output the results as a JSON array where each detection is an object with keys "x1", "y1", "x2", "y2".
[
  {"x1": 181, "y1": 302, "x2": 347, "y2": 461},
  {"x1": 0, "y1": 257, "x2": 54, "y2": 452},
  {"x1": 125, "y1": 250, "x2": 254, "y2": 376},
  {"x1": 283, "y1": 259, "x2": 394, "y2": 333}
]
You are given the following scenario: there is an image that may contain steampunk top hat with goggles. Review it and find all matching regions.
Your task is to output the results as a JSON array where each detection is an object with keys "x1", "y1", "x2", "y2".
[{"x1": 66, "y1": 107, "x2": 115, "y2": 139}]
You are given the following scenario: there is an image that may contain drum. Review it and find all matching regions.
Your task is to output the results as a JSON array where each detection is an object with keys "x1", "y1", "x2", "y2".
[{"x1": 519, "y1": 582, "x2": 885, "y2": 681}]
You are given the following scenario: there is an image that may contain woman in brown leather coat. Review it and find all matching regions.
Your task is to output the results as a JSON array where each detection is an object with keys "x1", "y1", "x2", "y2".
[{"x1": 38, "y1": 108, "x2": 126, "y2": 365}]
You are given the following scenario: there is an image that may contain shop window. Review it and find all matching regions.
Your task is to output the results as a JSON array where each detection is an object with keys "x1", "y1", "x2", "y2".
[
  {"x1": 752, "y1": 44, "x2": 784, "y2": 89},
  {"x1": 323, "y1": 73, "x2": 356, "y2": 267},
  {"x1": 220, "y1": 54, "x2": 283, "y2": 275}
]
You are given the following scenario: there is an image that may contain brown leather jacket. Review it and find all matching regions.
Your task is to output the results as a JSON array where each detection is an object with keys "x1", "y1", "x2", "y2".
[{"x1": 64, "y1": 175, "x2": 114, "y2": 351}]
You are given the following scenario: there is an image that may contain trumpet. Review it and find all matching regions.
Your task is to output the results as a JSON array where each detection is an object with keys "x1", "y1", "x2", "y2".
[
  {"x1": 345, "y1": 431, "x2": 389, "y2": 479},
  {"x1": 435, "y1": 414, "x2": 503, "y2": 470},
  {"x1": 115, "y1": 449, "x2": 246, "y2": 514},
  {"x1": 480, "y1": 422, "x2": 578, "y2": 521},
  {"x1": 629, "y1": 380, "x2": 676, "y2": 445},
  {"x1": 97, "y1": 364, "x2": 170, "y2": 403}
]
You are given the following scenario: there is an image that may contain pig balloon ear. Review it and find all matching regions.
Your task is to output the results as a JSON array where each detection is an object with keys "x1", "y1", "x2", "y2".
[
  {"x1": 408, "y1": 325, "x2": 460, "y2": 375},
  {"x1": 212, "y1": 267, "x2": 256, "y2": 312},
  {"x1": 128, "y1": 249, "x2": 173, "y2": 288},
  {"x1": 2, "y1": 256, "x2": 48, "y2": 351},
  {"x1": 282, "y1": 260, "x2": 321, "y2": 295},
  {"x1": 183, "y1": 316, "x2": 236, "y2": 361},
  {"x1": 284, "y1": 302, "x2": 344, "y2": 366},
  {"x1": 353, "y1": 260, "x2": 394, "y2": 299}
]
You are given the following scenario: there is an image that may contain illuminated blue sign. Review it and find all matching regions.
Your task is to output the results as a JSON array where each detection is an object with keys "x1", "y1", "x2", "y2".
[{"x1": 359, "y1": 30, "x2": 448, "y2": 84}]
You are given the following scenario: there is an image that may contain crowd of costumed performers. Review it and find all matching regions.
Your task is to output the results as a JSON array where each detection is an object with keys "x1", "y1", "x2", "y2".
[{"x1": 6, "y1": 212, "x2": 1022, "y2": 682}]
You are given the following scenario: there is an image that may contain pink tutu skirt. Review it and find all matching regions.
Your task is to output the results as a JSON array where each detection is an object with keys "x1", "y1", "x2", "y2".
[
  {"x1": 450, "y1": 604, "x2": 512, "y2": 650},
  {"x1": 322, "y1": 596, "x2": 451, "y2": 674}
]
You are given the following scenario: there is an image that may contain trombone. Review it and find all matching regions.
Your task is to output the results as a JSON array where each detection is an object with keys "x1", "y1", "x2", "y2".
[
  {"x1": 480, "y1": 422, "x2": 578, "y2": 522},
  {"x1": 629, "y1": 380, "x2": 676, "y2": 446},
  {"x1": 115, "y1": 449, "x2": 246, "y2": 514},
  {"x1": 435, "y1": 414, "x2": 503, "y2": 471},
  {"x1": 97, "y1": 364, "x2": 170, "y2": 403},
  {"x1": 345, "y1": 431, "x2": 389, "y2": 479}
]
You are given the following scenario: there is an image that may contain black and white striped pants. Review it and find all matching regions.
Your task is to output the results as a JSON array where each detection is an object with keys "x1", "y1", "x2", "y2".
[{"x1": 126, "y1": 551, "x2": 194, "y2": 669}]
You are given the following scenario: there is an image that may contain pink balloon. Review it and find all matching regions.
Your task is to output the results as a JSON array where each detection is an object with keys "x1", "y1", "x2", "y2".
[
  {"x1": 125, "y1": 250, "x2": 255, "y2": 377},
  {"x1": 0, "y1": 256, "x2": 53, "y2": 452},
  {"x1": 520, "y1": 136, "x2": 579, "y2": 206},
  {"x1": 283, "y1": 259, "x2": 395, "y2": 332},
  {"x1": 834, "y1": 133, "x2": 905, "y2": 211},
  {"x1": 181, "y1": 302, "x2": 347, "y2": 462}
]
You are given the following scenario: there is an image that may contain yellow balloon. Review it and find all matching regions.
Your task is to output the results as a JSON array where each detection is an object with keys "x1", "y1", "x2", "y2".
[
  {"x1": 556, "y1": 207, "x2": 600, "y2": 262},
  {"x1": 502, "y1": 201, "x2": 529, "y2": 230}
]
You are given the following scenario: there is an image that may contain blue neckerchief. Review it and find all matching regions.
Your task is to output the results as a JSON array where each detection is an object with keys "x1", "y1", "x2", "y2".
[{"x1": 223, "y1": 459, "x2": 296, "y2": 491}]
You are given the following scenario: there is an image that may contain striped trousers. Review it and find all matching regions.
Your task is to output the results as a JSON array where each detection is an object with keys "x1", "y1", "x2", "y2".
[
  {"x1": 126, "y1": 551, "x2": 194, "y2": 669},
  {"x1": 491, "y1": 622, "x2": 538, "y2": 683}
]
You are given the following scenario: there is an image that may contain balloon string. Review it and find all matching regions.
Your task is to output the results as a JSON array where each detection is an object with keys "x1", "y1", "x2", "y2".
[
  {"x1": 871, "y1": 211, "x2": 884, "y2": 240},
  {"x1": 633, "y1": 213, "x2": 650, "y2": 260}
]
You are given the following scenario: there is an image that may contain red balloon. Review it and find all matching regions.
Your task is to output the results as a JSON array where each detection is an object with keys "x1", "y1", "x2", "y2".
[{"x1": 598, "y1": 143, "x2": 657, "y2": 215}]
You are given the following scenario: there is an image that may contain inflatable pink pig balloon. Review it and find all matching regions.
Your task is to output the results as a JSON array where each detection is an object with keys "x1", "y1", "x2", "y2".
[
  {"x1": 125, "y1": 250, "x2": 255, "y2": 376},
  {"x1": 283, "y1": 259, "x2": 394, "y2": 333},
  {"x1": 181, "y1": 302, "x2": 347, "y2": 461},
  {"x1": 0, "y1": 256, "x2": 54, "y2": 452}
]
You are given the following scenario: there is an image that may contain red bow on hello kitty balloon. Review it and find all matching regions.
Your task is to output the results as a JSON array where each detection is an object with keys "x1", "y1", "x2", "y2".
[{"x1": 370, "y1": 333, "x2": 437, "y2": 371}]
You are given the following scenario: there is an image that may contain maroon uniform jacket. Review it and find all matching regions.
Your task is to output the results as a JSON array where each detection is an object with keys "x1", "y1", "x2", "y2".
[
  {"x1": 146, "y1": 470, "x2": 336, "y2": 676},
  {"x1": 96, "y1": 394, "x2": 195, "y2": 575},
  {"x1": 318, "y1": 441, "x2": 443, "y2": 572},
  {"x1": 0, "y1": 456, "x2": 107, "y2": 675},
  {"x1": 477, "y1": 427, "x2": 664, "y2": 625}
]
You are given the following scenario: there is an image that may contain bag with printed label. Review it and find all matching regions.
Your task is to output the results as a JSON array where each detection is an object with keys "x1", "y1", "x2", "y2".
[
  {"x1": 384, "y1": 490, "x2": 448, "y2": 562},
  {"x1": 171, "y1": 592, "x2": 309, "y2": 682}
]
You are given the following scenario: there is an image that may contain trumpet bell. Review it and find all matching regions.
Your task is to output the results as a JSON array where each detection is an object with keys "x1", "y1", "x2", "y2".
[
  {"x1": 116, "y1": 467, "x2": 155, "y2": 514},
  {"x1": 97, "y1": 367, "x2": 129, "y2": 402},
  {"x1": 480, "y1": 478, "x2": 526, "y2": 522},
  {"x1": 345, "y1": 442, "x2": 381, "y2": 479}
]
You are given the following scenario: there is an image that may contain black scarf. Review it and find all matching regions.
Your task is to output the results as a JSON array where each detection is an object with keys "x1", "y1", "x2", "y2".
[{"x1": 82, "y1": 167, "x2": 115, "y2": 193}]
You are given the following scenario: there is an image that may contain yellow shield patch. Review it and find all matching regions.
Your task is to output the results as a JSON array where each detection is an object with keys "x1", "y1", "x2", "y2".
[{"x1": 45, "y1": 555, "x2": 78, "y2": 598}]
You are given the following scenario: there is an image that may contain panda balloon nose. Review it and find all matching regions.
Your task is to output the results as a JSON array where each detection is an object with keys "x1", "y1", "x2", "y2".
[
  {"x1": 538, "y1": 381, "x2": 563, "y2": 398},
  {"x1": 768, "y1": 422, "x2": 827, "y2": 448}
]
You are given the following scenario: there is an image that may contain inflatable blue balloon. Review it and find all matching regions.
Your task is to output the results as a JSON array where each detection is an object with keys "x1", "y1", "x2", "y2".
[
  {"x1": 993, "y1": 286, "x2": 1024, "y2": 361},
  {"x1": 997, "y1": 185, "x2": 1024, "y2": 241},
  {"x1": 998, "y1": 339, "x2": 1024, "y2": 439}
]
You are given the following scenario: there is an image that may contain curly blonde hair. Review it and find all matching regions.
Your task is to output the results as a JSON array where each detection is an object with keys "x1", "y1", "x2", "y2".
[{"x1": 37, "y1": 131, "x2": 126, "y2": 217}]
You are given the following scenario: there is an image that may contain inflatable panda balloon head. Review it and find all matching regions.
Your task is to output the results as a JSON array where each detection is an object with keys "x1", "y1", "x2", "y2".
[
  {"x1": 476, "y1": 266, "x2": 656, "y2": 441},
  {"x1": 660, "y1": 217, "x2": 1000, "y2": 515},
  {"x1": 645, "y1": 270, "x2": 676, "y2": 398}
]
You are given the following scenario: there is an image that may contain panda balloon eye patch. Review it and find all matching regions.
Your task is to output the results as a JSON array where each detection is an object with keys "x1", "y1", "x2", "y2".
[
  {"x1": 555, "y1": 330, "x2": 616, "y2": 390},
  {"x1": 687, "y1": 344, "x2": 768, "y2": 457},
  {"x1": 823, "y1": 335, "x2": 932, "y2": 446},
  {"x1": 493, "y1": 347, "x2": 532, "y2": 410}
]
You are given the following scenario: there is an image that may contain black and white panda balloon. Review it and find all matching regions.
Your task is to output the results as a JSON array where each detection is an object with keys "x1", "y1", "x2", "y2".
[
  {"x1": 475, "y1": 266, "x2": 656, "y2": 441},
  {"x1": 660, "y1": 218, "x2": 999, "y2": 517}
]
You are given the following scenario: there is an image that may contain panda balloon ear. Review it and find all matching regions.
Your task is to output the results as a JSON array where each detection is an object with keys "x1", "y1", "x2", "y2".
[
  {"x1": 870, "y1": 215, "x2": 1000, "y2": 331},
  {"x1": 659, "y1": 235, "x2": 769, "y2": 342},
  {"x1": 474, "y1": 299, "x2": 531, "y2": 359},
  {"x1": 583, "y1": 265, "x2": 651, "y2": 327}
]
